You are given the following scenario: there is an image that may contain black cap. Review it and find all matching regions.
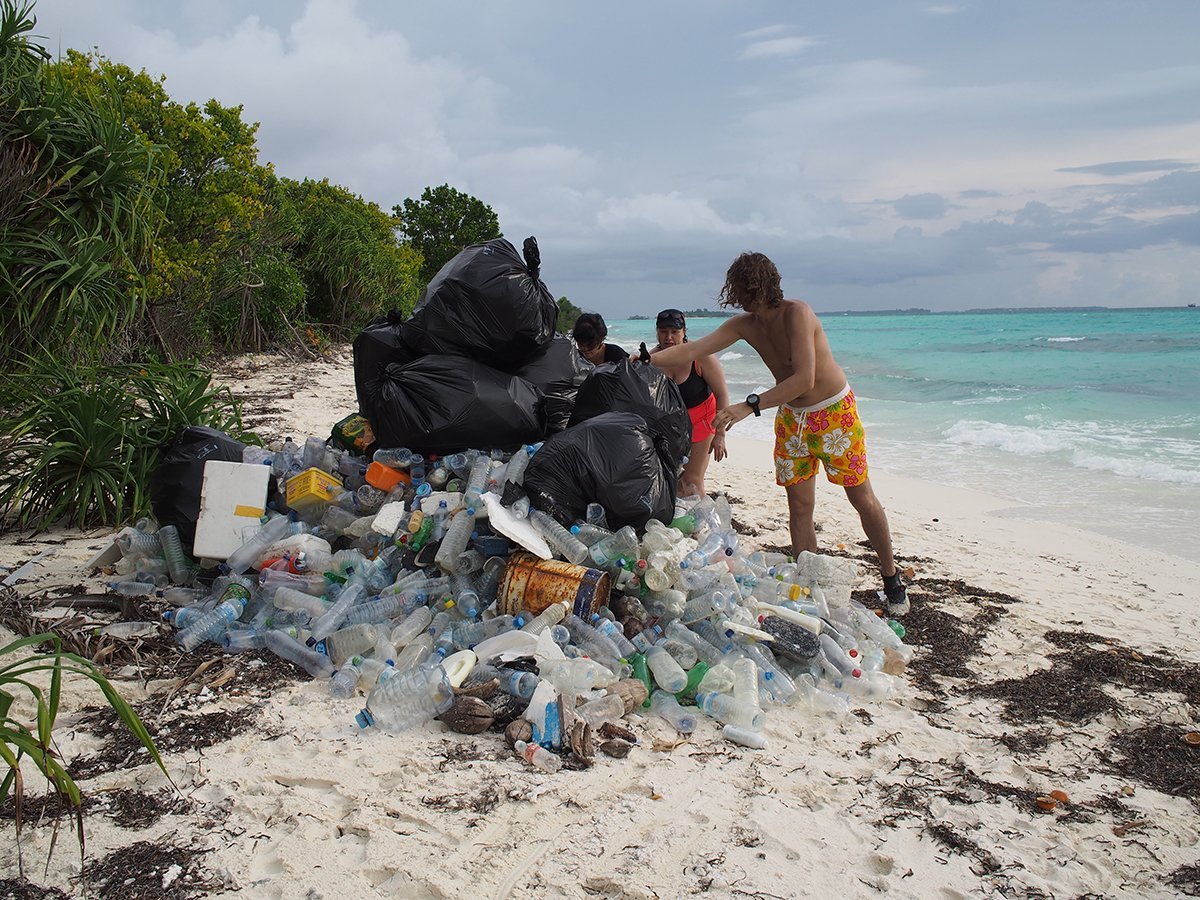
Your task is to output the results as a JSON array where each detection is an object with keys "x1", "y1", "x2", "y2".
[{"x1": 656, "y1": 309, "x2": 685, "y2": 329}]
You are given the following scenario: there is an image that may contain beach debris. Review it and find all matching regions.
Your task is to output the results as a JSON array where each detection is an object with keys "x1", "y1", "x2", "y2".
[{"x1": 99, "y1": 412, "x2": 914, "y2": 776}]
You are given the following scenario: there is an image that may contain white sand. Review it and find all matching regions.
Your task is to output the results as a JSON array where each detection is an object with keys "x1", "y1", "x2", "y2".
[{"x1": 2, "y1": 350, "x2": 1198, "y2": 898}]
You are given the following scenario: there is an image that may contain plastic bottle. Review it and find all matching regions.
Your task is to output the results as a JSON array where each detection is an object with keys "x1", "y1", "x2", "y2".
[
  {"x1": 273, "y1": 585, "x2": 328, "y2": 619},
  {"x1": 529, "y1": 510, "x2": 589, "y2": 565},
  {"x1": 433, "y1": 507, "x2": 477, "y2": 574},
  {"x1": 452, "y1": 615, "x2": 515, "y2": 650},
  {"x1": 116, "y1": 529, "x2": 162, "y2": 560},
  {"x1": 514, "y1": 740, "x2": 562, "y2": 773},
  {"x1": 176, "y1": 582, "x2": 251, "y2": 651},
  {"x1": 393, "y1": 633, "x2": 434, "y2": 671},
  {"x1": 589, "y1": 614, "x2": 637, "y2": 658},
  {"x1": 585, "y1": 502, "x2": 608, "y2": 528},
  {"x1": 571, "y1": 522, "x2": 613, "y2": 547},
  {"x1": 225, "y1": 516, "x2": 294, "y2": 575},
  {"x1": 355, "y1": 663, "x2": 454, "y2": 732},
  {"x1": 723, "y1": 724, "x2": 768, "y2": 749},
  {"x1": 661, "y1": 639, "x2": 699, "y2": 671},
  {"x1": 309, "y1": 581, "x2": 367, "y2": 642},
  {"x1": 98, "y1": 621, "x2": 159, "y2": 640},
  {"x1": 562, "y1": 614, "x2": 622, "y2": 663},
  {"x1": 731, "y1": 656, "x2": 761, "y2": 713},
  {"x1": 221, "y1": 626, "x2": 279, "y2": 652},
  {"x1": 696, "y1": 691, "x2": 765, "y2": 731},
  {"x1": 520, "y1": 600, "x2": 570, "y2": 635},
  {"x1": 157, "y1": 524, "x2": 195, "y2": 585},
  {"x1": 630, "y1": 624, "x2": 663, "y2": 655},
  {"x1": 541, "y1": 658, "x2": 617, "y2": 695},
  {"x1": 330, "y1": 659, "x2": 363, "y2": 699},
  {"x1": 110, "y1": 580, "x2": 157, "y2": 598},
  {"x1": 503, "y1": 444, "x2": 537, "y2": 486},
  {"x1": 373, "y1": 447, "x2": 414, "y2": 469},
  {"x1": 311, "y1": 622, "x2": 379, "y2": 666},
  {"x1": 645, "y1": 645, "x2": 688, "y2": 692},
  {"x1": 650, "y1": 689, "x2": 697, "y2": 733},
  {"x1": 575, "y1": 693, "x2": 626, "y2": 727},
  {"x1": 463, "y1": 456, "x2": 491, "y2": 506},
  {"x1": 664, "y1": 621, "x2": 724, "y2": 667},
  {"x1": 588, "y1": 526, "x2": 639, "y2": 569},
  {"x1": 264, "y1": 628, "x2": 336, "y2": 678}
]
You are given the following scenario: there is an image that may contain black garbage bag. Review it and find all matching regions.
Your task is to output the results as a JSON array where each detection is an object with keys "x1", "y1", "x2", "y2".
[
  {"x1": 363, "y1": 354, "x2": 545, "y2": 455},
  {"x1": 352, "y1": 310, "x2": 420, "y2": 414},
  {"x1": 509, "y1": 334, "x2": 594, "y2": 435},
  {"x1": 400, "y1": 237, "x2": 558, "y2": 370},
  {"x1": 523, "y1": 412, "x2": 675, "y2": 531},
  {"x1": 568, "y1": 358, "x2": 691, "y2": 468},
  {"x1": 149, "y1": 426, "x2": 248, "y2": 555}
]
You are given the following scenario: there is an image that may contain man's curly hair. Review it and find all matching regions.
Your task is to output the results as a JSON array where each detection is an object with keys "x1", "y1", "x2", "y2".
[{"x1": 718, "y1": 252, "x2": 784, "y2": 310}]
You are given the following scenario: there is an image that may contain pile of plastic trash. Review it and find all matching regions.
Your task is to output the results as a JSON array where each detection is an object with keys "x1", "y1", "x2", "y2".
[
  {"x1": 104, "y1": 234, "x2": 911, "y2": 772},
  {"x1": 109, "y1": 432, "x2": 911, "y2": 772}
]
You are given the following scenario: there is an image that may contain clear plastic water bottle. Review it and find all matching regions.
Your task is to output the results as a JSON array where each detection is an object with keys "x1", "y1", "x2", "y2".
[
  {"x1": 273, "y1": 585, "x2": 328, "y2": 618},
  {"x1": 589, "y1": 614, "x2": 637, "y2": 658},
  {"x1": 330, "y1": 658, "x2": 364, "y2": 699},
  {"x1": 434, "y1": 507, "x2": 477, "y2": 574},
  {"x1": 585, "y1": 502, "x2": 608, "y2": 528},
  {"x1": 374, "y1": 447, "x2": 414, "y2": 469},
  {"x1": 519, "y1": 600, "x2": 570, "y2": 635},
  {"x1": 575, "y1": 693, "x2": 625, "y2": 727},
  {"x1": 529, "y1": 510, "x2": 589, "y2": 565},
  {"x1": 696, "y1": 690, "x2": 765, "y2": 731},
  {"x1": 225, "y1": 515, "x2": 294, "y2": 575},
  {"x1": 389, "y1": 606, "x2": 433, "y2": 649},
  {"x1": 723, "y1": 724, "x2": 768, "y2": 749},
  {"x1": 157, "y1": 524, "x2": 195, "y2": 585},
  {"x1": 355, "y1": 663, "x2": 454, "y2": 732},
  {"x1": 503, "y1": 444, "x2": 538, "y2": 486},
  {"x1": 308, "y1": 581, "x2": 367, "y2": 641},
  {"x1": 645, "y1": 645, "x2": 688, "y2": 692},
  {"x1": 176, "y1": 582, "x2": 251, "y2": 651},
  {"x1": 588, "y1": 525, "x2": 639, "y2": 569},
  {"x1": 650, "y1": 689, "x2": 697, "y2": 733},
  {"x1": 542, "y1": 658, "x2": 617, "y2": 695},
  {"x1": 463, "y1": 456, "x2": 491, "y2": 506},
  {"x1": 571, "y1": 521, "x2": 613, "y2": 547},
  {"x1": 264, "y1": 628, "x2": 336, "y2": 678},
  {"x1": 311, "y1": 622, "x2": 379, "y2": 666},
  {"x1": 514, "y1": 740, "x2": 562, "y2": 773}
]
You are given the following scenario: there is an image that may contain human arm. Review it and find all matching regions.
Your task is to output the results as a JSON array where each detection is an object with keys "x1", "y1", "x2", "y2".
[
  {"x1": 647, "y1": 318, "x2": 743, "y2": 368},
  {"x1": 713, "y1": 305, "x2": 816, "y2": 431},
  {"x1": 702, "y1": 354, "x2": 730, "y2": 461}
]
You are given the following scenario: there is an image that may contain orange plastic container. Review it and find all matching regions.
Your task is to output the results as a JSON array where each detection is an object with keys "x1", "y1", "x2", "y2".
[{"x1": 365, "y1": 460, "x2": 411, "y2": 492}]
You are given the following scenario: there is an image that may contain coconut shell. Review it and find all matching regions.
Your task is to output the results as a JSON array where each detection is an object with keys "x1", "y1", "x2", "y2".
[
  {"x1": 487, "y1": 691, "x2": 528, "y2": 729},
  {"x1": 608, "y1": 679, "x2": 649, "y2": 714},
  {"x1": 598, "y1": 721, "x2": 638, "y2": 744},
  {"x1": 455, "y1": 677, "x2": 500, "y2": 700},
  {"x1": 504, "y1": 718, "x2": 533, "y2": 747},
  {"x1": 438, "y1": 695, "x2": 494, "y2": 734},
  {"x1": 599, "y1": 738, "x2": 634, "y2": 758}
]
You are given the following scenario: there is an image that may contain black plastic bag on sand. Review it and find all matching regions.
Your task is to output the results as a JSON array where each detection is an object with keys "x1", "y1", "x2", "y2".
[
  {"x1": 400, "y1": 237, "x2": 558, "y2": 370},
  {"x1": 568, "y1": 359, "x2": 691, "y2": 468},
  {"x1": 363, "y1": 355, "x2": 545, "y2": 455},
  {"x1": 149, "y1": 426, "x2": 247, "y2": 555},
  {"x1": 352, "y1": 310, "x2": 419, "y2": 414},
  {"x1": 523, "y1": 412, "x2": 676, "y2": 531},
  {"x1": 509, "y1": 334, "x2": 594, "y2": 435}
]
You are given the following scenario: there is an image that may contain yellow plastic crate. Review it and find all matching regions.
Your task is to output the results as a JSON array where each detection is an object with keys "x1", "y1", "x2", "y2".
[{"x1": 285, "y1": 467, "x2": 343, "y2": 511}]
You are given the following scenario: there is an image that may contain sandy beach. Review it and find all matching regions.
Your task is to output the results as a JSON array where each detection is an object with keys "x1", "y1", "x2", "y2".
[{"x1": 2, "y1": 347, "x2": 1198, "y2": 899}]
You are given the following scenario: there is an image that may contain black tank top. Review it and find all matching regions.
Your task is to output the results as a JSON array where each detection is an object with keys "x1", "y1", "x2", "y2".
[{"x1": 677, "y1": 360, "x2": 712, "y2": 408}]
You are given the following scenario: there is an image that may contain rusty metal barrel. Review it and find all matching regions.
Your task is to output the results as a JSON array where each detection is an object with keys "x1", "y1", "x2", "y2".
[{"x1": 498, "y1": 551, "x2": 611, "y2": 621}]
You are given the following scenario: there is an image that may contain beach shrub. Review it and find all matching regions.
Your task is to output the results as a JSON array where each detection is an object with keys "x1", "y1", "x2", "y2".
[
  {"x1": 393, "y1": 183, "x2": 502, "y2": 285},
  {"x1": 0, "y1": 1, "x2": 162, "y2": 370},
  {"x1": 0, "y1": 354, "x2": 258, "y2": 531},
  {"x1": 0, "y1": 631, "x2": 166, "y2": 874}
]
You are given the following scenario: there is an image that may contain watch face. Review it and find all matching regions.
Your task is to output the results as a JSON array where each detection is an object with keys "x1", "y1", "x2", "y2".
[{"x1": 747, "y1": 394, "x2": 759, "y2": 405}]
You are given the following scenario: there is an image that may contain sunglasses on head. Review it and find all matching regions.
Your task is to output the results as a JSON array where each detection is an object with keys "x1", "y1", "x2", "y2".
[{"x1": 656, "y1": 310, "x2": 685, "y2": 328}]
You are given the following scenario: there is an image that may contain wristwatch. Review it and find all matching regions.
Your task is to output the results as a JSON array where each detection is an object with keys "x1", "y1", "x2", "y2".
[{"x1": 746, "y1": 393, "x2": 761, "y2": 417}]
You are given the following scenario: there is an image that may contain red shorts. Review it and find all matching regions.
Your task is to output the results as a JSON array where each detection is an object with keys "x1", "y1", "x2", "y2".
[{"x1": 688, "y1": 393, "x2": 718, "y2": 444}]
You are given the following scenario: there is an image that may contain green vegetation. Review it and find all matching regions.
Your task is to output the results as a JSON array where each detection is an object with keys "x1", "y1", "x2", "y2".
[
  {"x1": 1, "y1": 631, "x2": 167, "y2": 872},
  {"x1": 393, "y1": 183, "x2": 502, "y2": 284},
  {"x1": 0, "y1": 353, "x2": 255, "y2": 530},
  {"x1": 556, "y1": 296, "x2": 583, "y2": 333}
]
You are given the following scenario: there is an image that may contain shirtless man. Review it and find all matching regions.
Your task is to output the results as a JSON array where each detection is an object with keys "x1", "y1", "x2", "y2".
[{"x1": 647, "y1": 251, "x2": 909, "y2": 614}]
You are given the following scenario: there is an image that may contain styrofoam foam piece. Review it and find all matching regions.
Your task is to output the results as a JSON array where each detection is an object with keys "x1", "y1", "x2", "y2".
[
  {"x1": 420, "y1": 491, "x2": 463, "y2": 515},
  {"x1": 480, "y1": 493, "x2": 551, "y2": 559},
  {"x1": 370, "y1": 501, "x2": 407, "y2": 537},
  {"x1": 192, "y1": 461, "x2": 271, "y2": 560}
]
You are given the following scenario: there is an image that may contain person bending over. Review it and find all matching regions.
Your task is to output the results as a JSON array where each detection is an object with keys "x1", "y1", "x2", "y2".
[
  {"x1": 572, "y1": 312, "x2": 629, "y2": 366},
  {"x1": 647, "y1": 253, "x2": 909, "y2": 615},
  {"x1": 651, "y1": 309, "x2": 729, "y2": 498}
]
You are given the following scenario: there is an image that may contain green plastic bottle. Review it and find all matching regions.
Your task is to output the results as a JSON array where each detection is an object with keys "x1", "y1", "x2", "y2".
[
  {"x1": 630, "y1": 652, "x2": 653, "y2": 707},
  {"x1": 674, "y1": 661, "x2": 710, "y2": 706}
]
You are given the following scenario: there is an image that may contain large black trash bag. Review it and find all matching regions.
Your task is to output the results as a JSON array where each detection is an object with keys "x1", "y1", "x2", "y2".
[
  {"x1": 509, "y1": 334, "x2": 594, "y2": 435},
  {"x1": 568, "y1": 358, "x2": 691, "y2": 468},
  {"x1": 363, "y1": 355, "x2": 545, "y2": 455},
  {"x1": 352, "y1": 310, "x2": 420, "y2": 414},
  {"x1": 149, "y1": 426, "x2": 247, "y2": 555},
  {"x1": 400, "y1": 237, "x2": 558, "y2": 369},
  {"x1": 523, "y1": 412, "x2": 676, "y2": 531}
]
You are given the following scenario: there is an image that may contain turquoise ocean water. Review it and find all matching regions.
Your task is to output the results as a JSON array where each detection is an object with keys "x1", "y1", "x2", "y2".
[{"x1": 605, "y1": 308, "x2": 1200, "y2": 563}]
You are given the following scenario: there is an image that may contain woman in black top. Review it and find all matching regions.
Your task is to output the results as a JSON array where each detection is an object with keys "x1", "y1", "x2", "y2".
[
  {"x1": 652, "y1": 309, "x2": 729, "y2": 498},
  {"x1": 573, "y1": 312, "x2": 629, "y2": 366}
]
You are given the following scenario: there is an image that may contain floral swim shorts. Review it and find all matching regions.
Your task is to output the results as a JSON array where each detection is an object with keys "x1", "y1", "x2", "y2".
[{"x1": 774, "y1": 385, "x2": 869, "y2": 487}]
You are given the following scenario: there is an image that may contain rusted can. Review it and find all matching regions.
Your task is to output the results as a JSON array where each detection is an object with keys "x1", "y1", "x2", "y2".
[{"x1": 499, "y1": 551, "x2": 611, "y2": 621}]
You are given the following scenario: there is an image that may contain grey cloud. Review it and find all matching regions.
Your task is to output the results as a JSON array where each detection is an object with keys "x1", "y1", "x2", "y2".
[
  {"x1": 1058, "y1": 159, "x2": 1192, "y2": 176},
  {"x1": 893, "y1": 193, "x2": 949, "y2": 220}
]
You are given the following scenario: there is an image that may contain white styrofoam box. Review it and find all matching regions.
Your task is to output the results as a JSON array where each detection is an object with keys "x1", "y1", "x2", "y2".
[
  {"x1": 370, "y1": 501, "x2": 407, "y2": 537},
  {"x1": 192, "y1": 461, "x2": 271, "y2": 561}
]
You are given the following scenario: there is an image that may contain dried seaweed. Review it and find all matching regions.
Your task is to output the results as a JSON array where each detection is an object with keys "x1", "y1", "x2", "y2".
[
  {"x1": 79, "y1": 840, "x2": 221, "y2": 899},
  {"x1": 0, "y1": 878, "x2": 72, "y2": 899},
  {"x1": 1102, "y1": 724, "x2": 1200, "y2": 802},
  {"x1": 1168, "y1": 863, "x2": 1200, "y2": 897}
]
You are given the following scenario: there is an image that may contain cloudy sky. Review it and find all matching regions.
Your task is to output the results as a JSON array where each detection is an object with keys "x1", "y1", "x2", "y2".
[{"x1": 28, "y1": 0, "x2": 1200, "y2": 315}]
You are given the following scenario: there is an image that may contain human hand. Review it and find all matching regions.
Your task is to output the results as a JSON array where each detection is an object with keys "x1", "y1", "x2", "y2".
[
  {"x1": 712, "y1": 402, "x2": 751, "y2": 433},
  {"x1": 710, "y1": 431, "x2": 728, "y2": 462}
]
